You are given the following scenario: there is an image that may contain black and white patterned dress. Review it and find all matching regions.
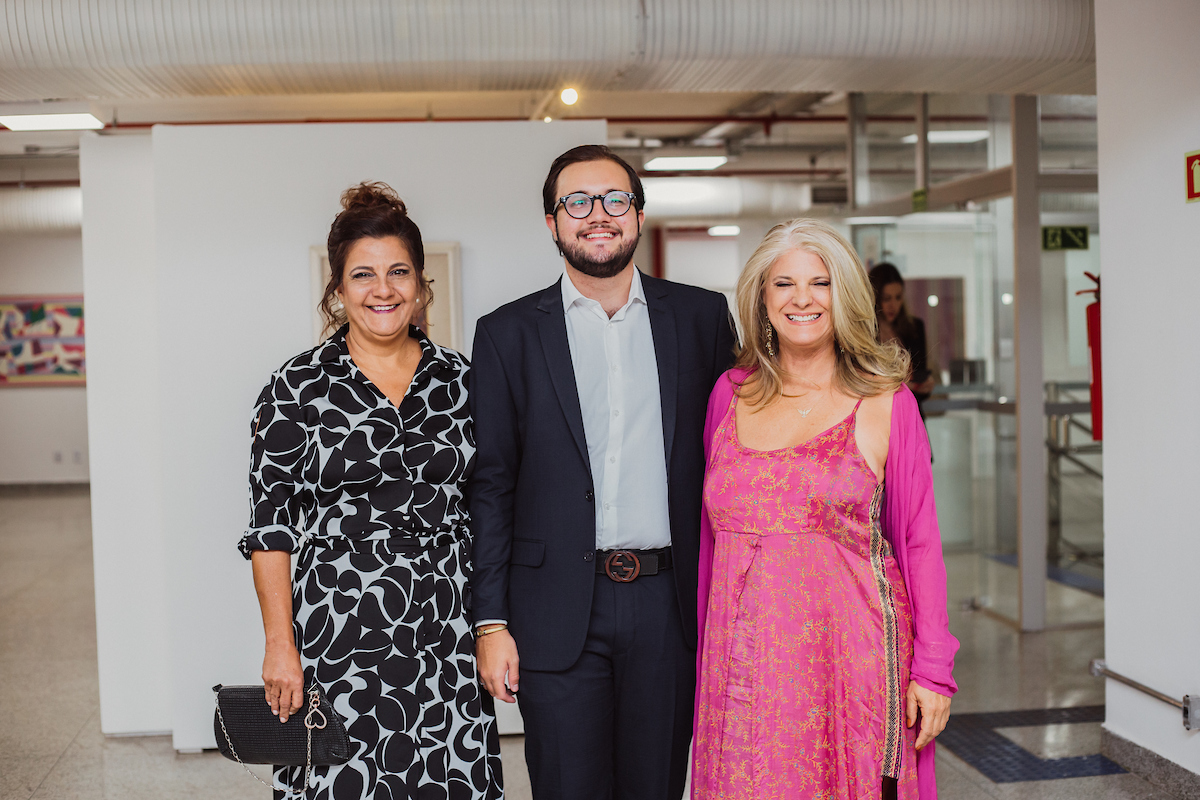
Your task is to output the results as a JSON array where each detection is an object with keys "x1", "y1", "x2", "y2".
[{"x1": 240, "y1": 325, "x2": 503, "y2": 800}]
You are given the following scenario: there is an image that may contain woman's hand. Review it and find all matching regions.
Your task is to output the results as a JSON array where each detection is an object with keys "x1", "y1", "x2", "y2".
[
  {"x1": 477, "y1": 629, "x2": 520, "y2": 703},
  {"x1": 906, "y1": 680, "x2": 951, "y2": 750},
  {"x1": 263, "y1": 642, "x2": 305, "y2": 723},
  {"x1": 250, "y1": 550, "x2": 303, "y2": 723}
]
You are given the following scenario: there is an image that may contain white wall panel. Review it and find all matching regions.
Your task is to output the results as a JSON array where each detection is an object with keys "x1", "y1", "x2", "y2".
[
  {"x1": 79, "y1": 133, "x2": 173, "y2": 734},
  {"x1": 149, "y1": 120, "x2": 602, "y2": 749},
  {"x1": 1095, "y1": 0, "x2": 1200, "y2": 773}
]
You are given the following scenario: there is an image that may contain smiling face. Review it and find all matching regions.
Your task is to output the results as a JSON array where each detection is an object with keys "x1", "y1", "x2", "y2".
[
  {"x1": 879, "y1": 281, "x2": 904, "y2": 323},
  {"x1": 337, "y1": 236, "x2": 421, "y2": 344},
  {"x1": 762, "y1": 248, "x2": 836, "y2": 355},
  {"x1": 544, "y1": 158, "x2": 644, "y2": 279}
]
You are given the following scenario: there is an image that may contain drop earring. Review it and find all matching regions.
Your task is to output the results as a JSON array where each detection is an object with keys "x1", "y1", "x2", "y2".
[{"x1": 765, "y1": 321, "x2": 776, "y2": 357}]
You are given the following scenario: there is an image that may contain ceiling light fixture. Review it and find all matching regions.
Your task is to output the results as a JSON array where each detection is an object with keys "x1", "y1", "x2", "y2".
[
  {"x1": 644, "y1": 156, "x2": 728, "y2": 171},
  {"x1": 0, "y1": 112, "x2": 104, "y2": 131},
  {"x1": 844, "y1": 216, "x2": 898, "y2": 225},
  {"x1": 543, "y1": 116, "x2": 552, "y2": 123},
  {"x1": 927, "y1": 295, "x2": 940, "y2": 307},
  {"x1": 560, "y1": 88, "x2": 579, "y2": 106},
  {"x1": 902, "y1": 131, "x2": 989, "y2": 144},
  {"x1": 707, "y1": 225, "x2": 741, "y2": 237}
]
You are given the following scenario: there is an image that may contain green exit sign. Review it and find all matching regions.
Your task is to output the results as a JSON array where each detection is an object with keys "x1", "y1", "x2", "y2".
[{"x1": 1042, "y1": 226, "x2": 1089, "y2": 251}]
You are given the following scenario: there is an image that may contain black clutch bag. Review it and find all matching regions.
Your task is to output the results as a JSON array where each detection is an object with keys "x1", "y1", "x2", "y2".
[{"x1": 213, "y1": 683, "x2": 352, "y2": 795}]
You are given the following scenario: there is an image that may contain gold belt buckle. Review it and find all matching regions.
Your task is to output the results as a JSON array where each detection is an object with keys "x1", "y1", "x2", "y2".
[{"x1": 604, "y1": 550, "x2": 642, "y2": 582}]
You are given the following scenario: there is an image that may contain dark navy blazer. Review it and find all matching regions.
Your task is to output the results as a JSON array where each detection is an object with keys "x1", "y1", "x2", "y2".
[{"x1": 468, "y1": 272, "x2": 737, "y2": 672}]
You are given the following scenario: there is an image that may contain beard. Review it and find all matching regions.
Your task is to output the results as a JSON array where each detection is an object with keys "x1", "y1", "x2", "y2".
[{"x1": 558, "y1": 225, "x2": 640, "y2": 279}]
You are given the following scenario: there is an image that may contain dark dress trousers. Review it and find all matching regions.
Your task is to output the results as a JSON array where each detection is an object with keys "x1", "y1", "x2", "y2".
[{"x1": 468, "y1": 272, "x2": 735, "y2": 799}]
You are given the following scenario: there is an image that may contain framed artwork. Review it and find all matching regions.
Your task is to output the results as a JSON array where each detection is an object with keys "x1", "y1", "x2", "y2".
[
  {"x1": 310, "y1": 242, "x2": 464, "y2": 353},
  {"x1": 0, "y1": 295, "x2": 86, "y2": 386}
]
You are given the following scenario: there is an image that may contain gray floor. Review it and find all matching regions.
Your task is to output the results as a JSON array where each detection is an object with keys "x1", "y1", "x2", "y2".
[{"x1": 0, "y1": 486, "x2": 1173, "y2": 799}]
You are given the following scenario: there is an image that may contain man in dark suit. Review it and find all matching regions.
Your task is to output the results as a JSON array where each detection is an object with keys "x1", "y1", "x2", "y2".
[{"x1": 469, "y1": 144, "x2": 736, "y2": 800}]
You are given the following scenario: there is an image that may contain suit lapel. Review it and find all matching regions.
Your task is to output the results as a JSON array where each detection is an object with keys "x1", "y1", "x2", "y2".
[
  {"x1": 644, "y1": 273, "x2": 679, "y2": 469},
  {"x1": 536, "y1": 281, "x2": 591, "y2": 471}
]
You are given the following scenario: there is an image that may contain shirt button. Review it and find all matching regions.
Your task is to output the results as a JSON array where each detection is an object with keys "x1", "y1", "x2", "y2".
[
  {"x1": 604, "y1": 502, "x2": 611, "y2": 510},
  {"x1": 612, "y1": 409, "x2": 620, "y2": 418},
  {"x1": 584, "y1": 491, "x2": 594, "y2": 502},
  {"x1": 609, "y1": 456, "x2": 616, "y2": 464}
]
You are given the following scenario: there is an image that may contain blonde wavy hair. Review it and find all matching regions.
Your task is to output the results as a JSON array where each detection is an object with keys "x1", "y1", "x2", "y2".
[{"x1": 734, "y1": 218, "x2": 910, "y2": 406}]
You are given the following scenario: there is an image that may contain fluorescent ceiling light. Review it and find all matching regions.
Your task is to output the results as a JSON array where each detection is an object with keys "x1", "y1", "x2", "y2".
[
  {"x1": 707, "y1": 225, "x2": 740, "y2": 237},
  {"x1": 844, "y1": 216, "x2": 898, "y2": 225},
  {"x1": 902, "y1": 131, "x2": 989, "y2": 144},
  {"x1": 644, "y1": 156, "x2": 728, "y2": 171},
  {"x1": 0, "y1": 113, "x2": 104, "y2": 131}
]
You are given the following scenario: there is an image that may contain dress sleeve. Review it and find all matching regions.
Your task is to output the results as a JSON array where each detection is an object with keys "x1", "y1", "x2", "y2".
[
  {"x1": 884, "y1": 386, "x2": 959, "y2": 696},
  {"x1": 696, "y1": 370, "x2": 737, "y2": 663},
  {"x1": 238, "y1": 373, "x2": 308, "y2": 558}
]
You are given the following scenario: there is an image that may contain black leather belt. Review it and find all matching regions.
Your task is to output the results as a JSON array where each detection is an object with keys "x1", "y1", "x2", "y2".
[{"x1": 595, "y1": 547, "x2": 672, "y2": 582}]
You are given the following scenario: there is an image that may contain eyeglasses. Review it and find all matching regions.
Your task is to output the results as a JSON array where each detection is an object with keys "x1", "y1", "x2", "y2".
[{"x1": 555, "y1": 191, "x2": 638, "y2": 219}]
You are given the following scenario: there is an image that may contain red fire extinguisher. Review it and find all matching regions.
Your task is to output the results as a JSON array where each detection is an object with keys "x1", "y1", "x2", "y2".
[{"x1": 1076, "y1": 272, "x2": 1102, "y2": 441}]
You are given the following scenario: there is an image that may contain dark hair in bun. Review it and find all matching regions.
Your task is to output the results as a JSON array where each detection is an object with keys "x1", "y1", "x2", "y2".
[{"x1": 320, "y1": 181, "x2": 430, "y2": 336}]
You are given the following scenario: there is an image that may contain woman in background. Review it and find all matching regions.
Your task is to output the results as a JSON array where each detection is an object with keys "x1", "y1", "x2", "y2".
[
  {"x1": 693, "y1": 219, "x2": 957, "y2": 800},
  {"x1": 869, "y1": 262, "x2": 936, "y2": 406},
  {"x1": 240, "y1": 182, "x2": 502, "y2": 799}
]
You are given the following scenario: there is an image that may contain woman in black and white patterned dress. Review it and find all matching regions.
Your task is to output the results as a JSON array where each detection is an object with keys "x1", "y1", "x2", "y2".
[{"x1": 239, "y1": 182, "x2": 503, "y2": 800}]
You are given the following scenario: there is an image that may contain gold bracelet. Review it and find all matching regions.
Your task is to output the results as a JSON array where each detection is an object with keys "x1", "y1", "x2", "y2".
[{"x1": 475, "y1": 624, "x2": 507, "y2": 639}]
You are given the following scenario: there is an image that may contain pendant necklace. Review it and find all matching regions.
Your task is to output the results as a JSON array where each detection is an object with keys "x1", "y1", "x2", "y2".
[{"x1": 781, "y1": 389, "x2": 822, "y2": 418}]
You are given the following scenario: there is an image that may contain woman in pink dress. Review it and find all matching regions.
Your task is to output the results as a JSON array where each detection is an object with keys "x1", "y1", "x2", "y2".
[{"x1": 693, "y1": 219, "x2": 958, "y2": 800}]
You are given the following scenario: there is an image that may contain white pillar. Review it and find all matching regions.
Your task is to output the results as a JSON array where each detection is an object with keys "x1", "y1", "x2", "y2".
[
  {"x1": 847, "y1": 92, "x2": 870, "y2": 208},
  {"x1": 1011, "y1": 94, "x2": 1047, "y2": 632},
  {"x1": 915, "y1": 94, "x2": 930, "y2": 192}
]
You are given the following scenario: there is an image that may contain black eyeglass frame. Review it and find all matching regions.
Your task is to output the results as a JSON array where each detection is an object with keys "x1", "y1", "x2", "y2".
[{"x1": 554, "y1": 190, "x2": 639, "y2": 219}]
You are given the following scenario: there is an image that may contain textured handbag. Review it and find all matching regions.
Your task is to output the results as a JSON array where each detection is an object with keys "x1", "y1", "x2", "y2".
[{"x1": 213, "y1": 683, "x2": 353, "y2": 796}]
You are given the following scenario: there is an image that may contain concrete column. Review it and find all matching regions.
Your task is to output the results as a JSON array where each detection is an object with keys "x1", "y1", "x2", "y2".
[
  {"x1": 1011, "y1": 94, "x2": 1047, "y2": 632},
  {"x1": 915, "y1": 93, "x2": 930, "y2": 192},
  {"x1": 847, "y1": 92, "x2": 870, "y2": 208}
]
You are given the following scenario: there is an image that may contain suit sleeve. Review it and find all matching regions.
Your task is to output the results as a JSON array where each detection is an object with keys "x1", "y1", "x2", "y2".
[
  {"x1": 467, "y1": 319, "x2": 521, "y2": 623},
  {"x1": 711, "y1": 293, "x2": 737, "y2": 383}
]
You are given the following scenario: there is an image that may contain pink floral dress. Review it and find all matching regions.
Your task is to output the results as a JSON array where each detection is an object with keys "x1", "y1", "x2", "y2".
[{"x1": 692, "y1": 392, "x2": 919, "y2": 799}]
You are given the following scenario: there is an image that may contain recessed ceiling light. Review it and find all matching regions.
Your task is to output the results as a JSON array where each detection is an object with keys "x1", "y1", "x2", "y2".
[
  {"x1": 902, "y1": 131, "x2": 989, "y2": 144},
  {"x1": 644, "y1": 156, "x2": 728, "y2": 171},
  {"x1": 1001, "y1": 293, "x2": 1014, "y2": 305},
  {"x1": 707, "y1": 225, "x2": 740, "y2": 237},
  {"x1": 0, "y1": 113, "x2": 104, "y2": 131},
  {"x1": 560, "y1": 88, "x2": 579, "y2": 106},
  {"x1": 927, "y1": 294, "x2": 940, "y2": 307},
  {"x1": 543, "y1": 116, "x2": 552, "y2": 123}
]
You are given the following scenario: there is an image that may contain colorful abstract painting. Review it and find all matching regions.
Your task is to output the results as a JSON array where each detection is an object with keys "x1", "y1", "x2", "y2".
[{"x1": 0, "y1": 296, "x2": 85, "y2": 386}]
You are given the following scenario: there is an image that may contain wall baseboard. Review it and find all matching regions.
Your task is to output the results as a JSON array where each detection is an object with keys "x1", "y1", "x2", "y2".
[
  {"x1": 1102, "y1": 729, "x2": 1200, "y2": 800},
  {"x1": 0, "y1": 482, "x2": 89, "y2": 497}
]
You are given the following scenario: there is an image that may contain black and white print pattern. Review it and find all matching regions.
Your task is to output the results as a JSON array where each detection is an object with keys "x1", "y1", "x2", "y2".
[{"x1": 240, "y1": 325, "x2": 503, "y2": 800}]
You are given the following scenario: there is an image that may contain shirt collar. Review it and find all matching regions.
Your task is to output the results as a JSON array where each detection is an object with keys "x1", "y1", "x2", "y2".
[
  {"x1": 560, "y1": 267, "x2": 646, "y2": 314},
  {"x1": 315, "y1": 323, "x2": 453, "y2": 376}
]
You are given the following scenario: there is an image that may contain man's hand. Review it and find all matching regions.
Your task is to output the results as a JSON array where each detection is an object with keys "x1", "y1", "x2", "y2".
[
  {"x1": 477, "y1": 629, "x2": 520, "y2": 703},
  {"x1": 906, "y1": 680, "x2": 951, "y2": 750}
]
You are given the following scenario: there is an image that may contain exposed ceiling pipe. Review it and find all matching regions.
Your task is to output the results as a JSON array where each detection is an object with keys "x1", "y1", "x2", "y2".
[
  {"x1": 0, "y1": 1, "x2": 1096, "y2": 100},
  {"x1": 0, "y1": 188, "x2": 82, "y2": 233}
]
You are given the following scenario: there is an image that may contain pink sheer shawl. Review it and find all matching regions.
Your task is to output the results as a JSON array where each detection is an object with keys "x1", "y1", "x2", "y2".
[{"x1": 694, "y1": 369, "x2": 958, "y2": 799}]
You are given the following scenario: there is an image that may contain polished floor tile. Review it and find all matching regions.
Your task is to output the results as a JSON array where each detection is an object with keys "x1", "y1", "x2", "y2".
[{"x1": 0, "y1": 486, "x2": 1175, "y2": 799}]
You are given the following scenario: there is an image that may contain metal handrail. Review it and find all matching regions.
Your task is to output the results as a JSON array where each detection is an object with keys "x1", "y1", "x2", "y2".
[{"x1": 1090, "y1": 659, "x2": 1197, "y2": 730}]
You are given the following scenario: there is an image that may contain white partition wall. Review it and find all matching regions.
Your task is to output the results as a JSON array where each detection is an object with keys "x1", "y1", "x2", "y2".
[
  {"x1": 80, "y1": 133, "x2": 173, "y2": 734},
  {"x1": 1096, "y1": 0, "x2": 1200, "y2": 775},
  {"x1": 82, "y1": 119, "x2": 604, "y2": 747}
]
